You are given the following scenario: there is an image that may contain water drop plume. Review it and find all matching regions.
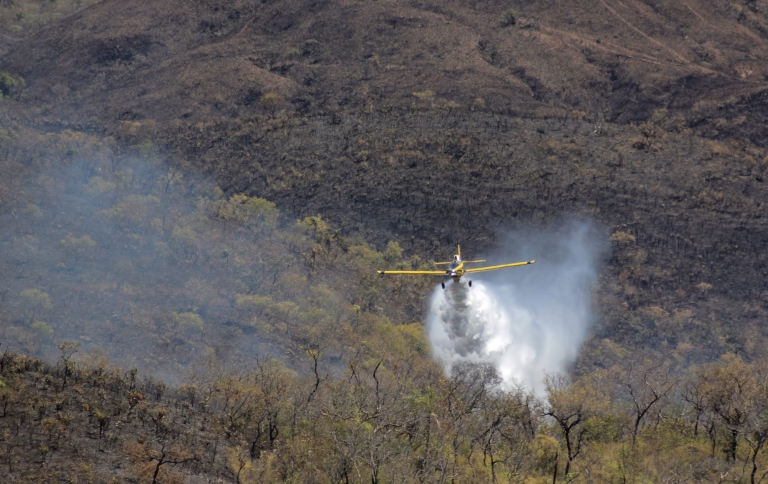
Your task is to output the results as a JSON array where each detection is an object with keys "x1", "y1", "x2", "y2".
[{"x1": 426, "y1": 221, "x2": 605, "y2": 394}]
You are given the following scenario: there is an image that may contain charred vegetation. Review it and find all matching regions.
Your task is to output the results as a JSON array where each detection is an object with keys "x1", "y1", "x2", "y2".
[{"x1": 1, "y1": 0, "x2": 768, "y2": 480}]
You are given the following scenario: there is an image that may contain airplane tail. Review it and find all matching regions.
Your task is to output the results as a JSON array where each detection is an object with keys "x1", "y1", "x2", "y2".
[
  {"x1": 457, "y1": 244, "x2": 487, "y2": 264},
  {"x1": 436, "y1": 245, "x2": 461, "y2": 265},
  {"x1": 435, "y1": 245, "x2": 486, "y2": 265}
]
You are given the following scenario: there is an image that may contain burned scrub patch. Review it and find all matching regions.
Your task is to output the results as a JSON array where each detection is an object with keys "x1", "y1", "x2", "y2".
[
  {"x1": 90, "y1": 35, "x2": 154, "y2": 65},
  {"x1": 689, "y1": 88, "x2": 768, "y2": 148},
  {"x1": 175, "y1": 109, "x2": 768, "y2": 359}
]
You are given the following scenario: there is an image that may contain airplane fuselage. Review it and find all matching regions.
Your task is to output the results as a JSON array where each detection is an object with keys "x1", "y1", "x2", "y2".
[{"x1": 448, "y1": 260, "x2": 464, "y2": 281}]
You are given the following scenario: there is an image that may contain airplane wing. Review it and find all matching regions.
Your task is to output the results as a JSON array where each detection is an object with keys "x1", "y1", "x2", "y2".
[
  {"x1": 377, "y1": 270, "x2": 447, "y2": 276},
  {"x1": 464, "y1": 260, "x2": 535, "y2": 273}
]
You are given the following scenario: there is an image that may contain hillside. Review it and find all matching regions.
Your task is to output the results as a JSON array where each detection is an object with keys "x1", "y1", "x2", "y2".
[
  {"x1": 5, "y1": 0, "x2": 768, "y2": 126},
  {"x1": 2, "y1": 0, "x2": 768, "y2": 481},
  {"x1": 5, "y1": 0, "x2": 767, "y2": 358},
  {"x1": 2, "y1": 0, "x2": 768, "y2": 368}
]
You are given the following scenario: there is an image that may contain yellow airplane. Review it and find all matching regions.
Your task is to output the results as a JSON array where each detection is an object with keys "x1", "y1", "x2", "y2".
[{"x1": 377, "y1": 245, "x2": 535, "y2": 288}]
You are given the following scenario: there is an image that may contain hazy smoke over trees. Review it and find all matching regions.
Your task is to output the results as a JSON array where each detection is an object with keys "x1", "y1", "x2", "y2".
[
  {"x1": 0, "y1": 140, "x2": 434, "y2": 383},
  {"x1": 426, "y1": 222, "x2": 605, "y2": 393}
]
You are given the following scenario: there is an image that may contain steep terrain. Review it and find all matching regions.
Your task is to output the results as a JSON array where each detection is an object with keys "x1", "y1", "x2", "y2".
[
  {"x1": 3, "y1": 1, "x2": 768, "y2": 482},
  {"x1": 5, "y1": 0, "x2": 768, "y2": 126},
  {"x1": 1, "y1": 0, "x2": 768, "y2": 358}
]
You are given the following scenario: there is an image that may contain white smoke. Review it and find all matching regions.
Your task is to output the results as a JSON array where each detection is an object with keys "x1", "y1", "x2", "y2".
[{"x1": 426, "y1": 222, "x2": 604, "y2": 394}]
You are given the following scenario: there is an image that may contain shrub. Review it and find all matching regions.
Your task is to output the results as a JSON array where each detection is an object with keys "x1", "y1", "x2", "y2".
[
  {"x1": 0, "y1": 72, "x2": 24, "y2": 99},
  {"x1": 283, "y1": 47, "x2": 300, "y2": 59},
  {"x1": 501, "y1": 8, "x2": 517, "y2": 27},
  {"x1": 259, "y1": 92, "x2": 285, "y2": 112}
]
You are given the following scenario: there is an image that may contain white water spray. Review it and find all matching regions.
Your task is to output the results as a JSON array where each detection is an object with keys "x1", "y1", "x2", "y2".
[{"x1": 426, "y1": 222, "x2": 603, "y2": 394}]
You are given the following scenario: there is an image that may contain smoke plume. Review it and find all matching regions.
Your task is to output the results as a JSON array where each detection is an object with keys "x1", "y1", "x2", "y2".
[{"x1": 426, "y1": 222, "x2": 605, "y2": 394}]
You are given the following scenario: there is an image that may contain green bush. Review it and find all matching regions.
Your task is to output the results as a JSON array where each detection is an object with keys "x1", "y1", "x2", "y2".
[{"x1": 0, "y1": 72, "x2": 24, "y2": 98}]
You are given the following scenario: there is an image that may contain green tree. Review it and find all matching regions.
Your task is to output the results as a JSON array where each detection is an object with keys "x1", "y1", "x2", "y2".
[
  {"x1": 30, "y1": 321, "x2": 53, "y2": 344},
  {"x1": 443, "y1": 362, "x2": 503, "y2": 480},
  {"x1": 58, "y1": 341, "x2": 81, "y2": 388},
  {"x1": 172, "y1": 312, "x2": 204, "y2": 332},
  {"x1": 701, "y1": 354, "x2": 755, "y2": 462},
  {"x1": 0, "y1": 72, "x2": 23, "y2": 99},
  {"x1": 102, "y1": 194, "x2": 160, "y2": 228},
  {"x1": 383, "y1": 241, "x2": 403, "y2": 264},
  {"x1": 216, "y1": 194, "x2": 279, "y2": 231},
  {"x1": 619, "y1": 356, "x2": 678, "y2": 447},
  {"x1": 126, "y1": 441, "x2": 197, "y2": 484},
  {"x1": 20, "y1": 288, "x2": 53, "y2": 324},
  {"x1": 59, "y1": 234, "x2": 97, "y2": 268},
  {"x1": 544, "y1": 373, "x2": 604, "y2": 481},
  {"x1": 259, "y1": 92, "x2": 284, "y2": 113}
]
